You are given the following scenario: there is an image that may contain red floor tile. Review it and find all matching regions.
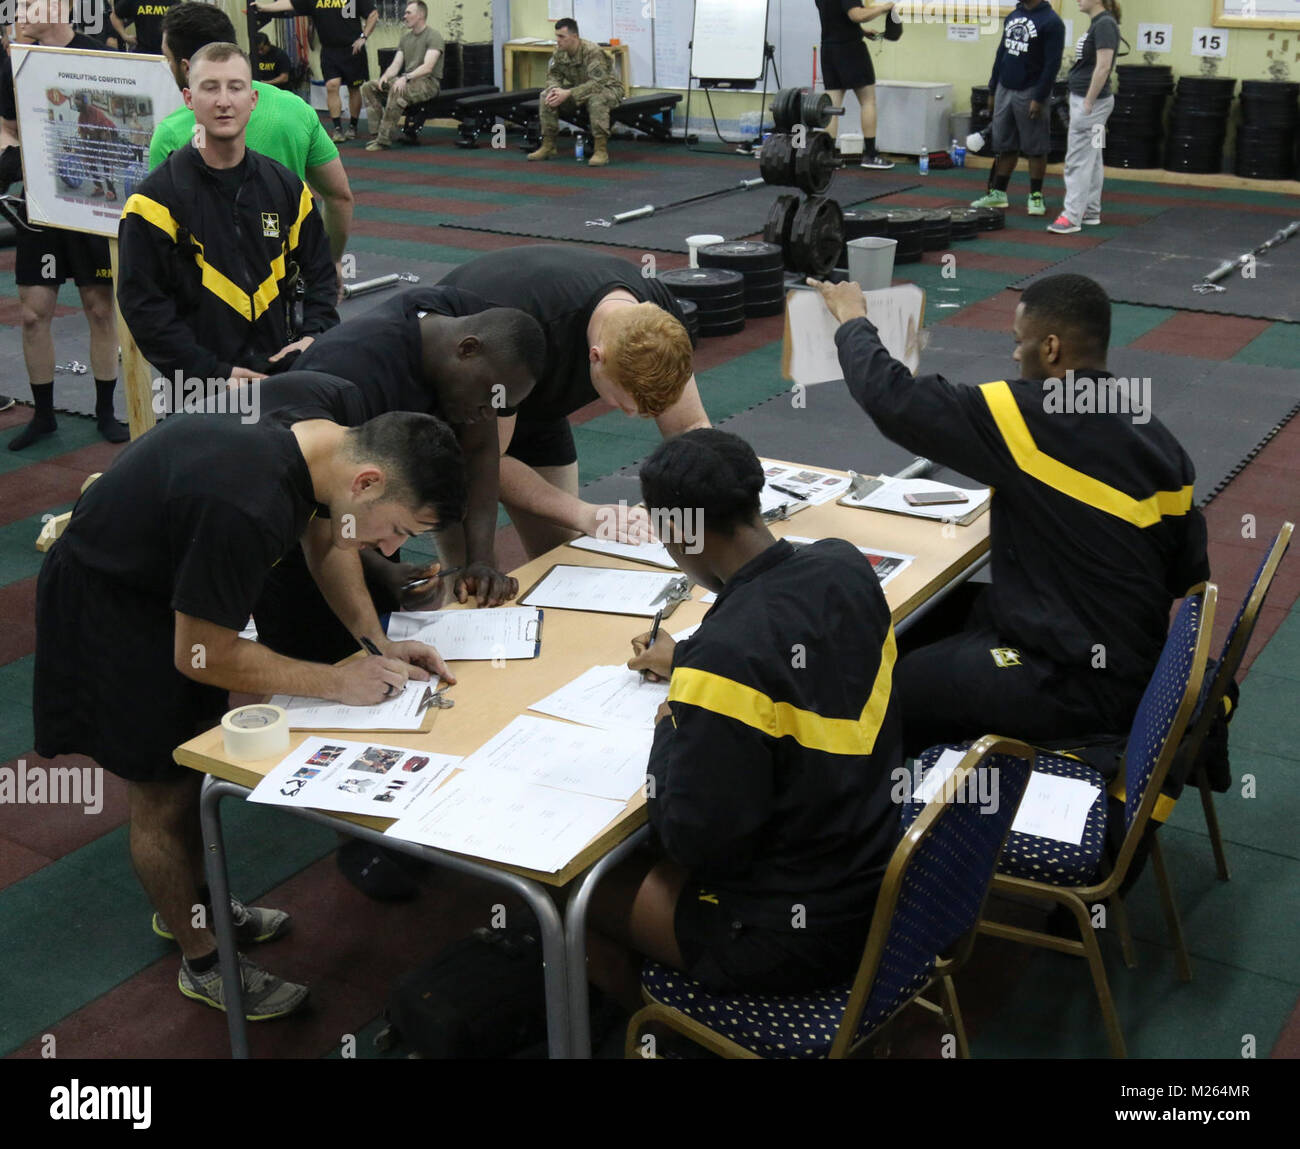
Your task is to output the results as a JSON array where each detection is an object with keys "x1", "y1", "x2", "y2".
[
  {"x1": 1131, "y1": 312, "x2": 1274, "y2": 360},
  {"x1": 0, "y1": 578, "x2": 36, "y2": 665},
  {"x1": 0, "y1": 753, "x2": 128, "y2": 859}
]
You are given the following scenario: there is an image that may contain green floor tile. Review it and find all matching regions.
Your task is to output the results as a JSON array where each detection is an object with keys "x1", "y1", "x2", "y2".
[
  {"x1": 0, "y1": 798, "x2": 337, "y2": 1055},
  {"x1": 0, "y1": 508, "x2": 71, "y2": 586},
  {"x1": 1231, "y1": 669, "x2": 1300, "y2": 758},
  {"x1": 1249, "y1": 606, "x2": 1300, "y2": 681},
  {"x1": 0, "y1": 701, "x2": 34, "y2": 765},
  {"x1": 346, "y1": 235, "x2": 482, "y2": 265},
  {"x1": 0, "y1": 416, "x2": 104, "y2": 473},
  {"x1": 1110, "y1": 303, "x2": 1179, "y2": 348},
  {"x1": 1232, "y1": 322, "x2": 1300, "y2": 370},
  {"x1": 0, "y1": 654, "x2": 33, "y2": 702}
]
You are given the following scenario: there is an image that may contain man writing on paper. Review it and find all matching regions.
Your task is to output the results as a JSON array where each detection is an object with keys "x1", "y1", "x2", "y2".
[
  {"x1": 438, "y1": 245, "x2": 708, "y2": 561},
  {"x1": 118, "y1": 42, "x2": 339, "y2": 389},
  {"x1": 34, "y1": 407, "x2": 466, "y2": 1018},
  {"x1": 812, "y1": 273, "x2": 1209, "y2": 756},
  {"x1": 583, "y1": 429, "x2": 902, "y2": 1007},
  {"x1": 528, "y1": 18, "x2": 624, "y2": 167},
  {"x1": 290, "y1": 288, "x2": 546, "y2": 611}
]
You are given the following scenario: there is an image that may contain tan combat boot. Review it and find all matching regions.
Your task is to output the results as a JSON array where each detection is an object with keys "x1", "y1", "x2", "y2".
[
  {"x1": 588, "y1": 135, "x2": 610, "y2": 166},
  {"x1": 527, "y1": 135, "x2": 556, "y2": 161}
]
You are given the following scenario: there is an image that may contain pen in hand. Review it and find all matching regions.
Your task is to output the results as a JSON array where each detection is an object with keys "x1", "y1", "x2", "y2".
[{"x1": 640, "y1": 608, "x2": 664, "y2": 685}]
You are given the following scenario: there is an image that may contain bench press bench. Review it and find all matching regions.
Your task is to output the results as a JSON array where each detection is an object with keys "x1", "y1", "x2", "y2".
[
  {"x1": 396, "y1": 84, "x2": 500, "y2": 144},
  {"x1": 452, "y1": 87, "x2": 545, "y2": 148},
  {"x1": 514, "y1": 92, "x2": 683, "y2": 148}
]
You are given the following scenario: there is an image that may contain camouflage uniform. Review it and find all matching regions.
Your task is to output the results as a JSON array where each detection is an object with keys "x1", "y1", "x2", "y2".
[{"x1": 540, "y1": 38, "x2": 624, "y2": 138}]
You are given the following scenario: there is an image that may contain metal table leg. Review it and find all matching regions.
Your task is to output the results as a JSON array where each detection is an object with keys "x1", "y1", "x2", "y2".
[
  {"x1": 564, "y1": 825, "x2": 651, "y2": 1059},
  {"x1": 199, "y1": 776, "x2": 249, "y2": 1058}
]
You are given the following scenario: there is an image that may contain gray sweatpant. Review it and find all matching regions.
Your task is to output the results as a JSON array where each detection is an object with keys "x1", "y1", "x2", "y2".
[{"x1": 1063, "y1": 93, "x2": 1114, "y2": 225}]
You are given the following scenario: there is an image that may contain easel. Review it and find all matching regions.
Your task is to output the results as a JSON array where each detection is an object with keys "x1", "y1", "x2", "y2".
[
  {"x1": 682, "y1": 0, "x2": 774, "y2": 154},
  {"x1": 684, "y1": 41, "x2": 779, "y2": 154}
]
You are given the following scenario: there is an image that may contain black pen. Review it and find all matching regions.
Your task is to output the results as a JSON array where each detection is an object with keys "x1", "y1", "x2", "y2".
[
  {"x1": 359, "y1": 636, "x2": 384, "y2": 657},
  {"x1": 640, "y1": 608, "x2": 664, "y2": 685},
  {"x1": 769, "y1": 482, "x2": 808, "y2": 501}
]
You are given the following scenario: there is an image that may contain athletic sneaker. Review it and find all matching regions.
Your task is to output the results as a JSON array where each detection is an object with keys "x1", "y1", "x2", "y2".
[
  {"x1": 344, "y1": 123, "x2": 356, "y2": 141},
  {"x1": 1027, "y1": 192, "x2": 1047, "y2": 216},
  {"x1": 1082, "y1": 215, "x2": 1102, "y2": 226},
  {"x1": 179, "y1": 953, "x2": 309, "y2": 1020},
  {"x1": 365, "y1": 140, "x2": 390, "y2": 152},
  {"x1": 970, "y1": 189, "x2": 1009, "y2": 209},
  {"x1": 153, "y1": 898, "x2": 291, "y2": 945},
  {"x1": 330, "y1": 126, "x2": 345, "y2": 143},
  {"x1": 1047, "y1": 214, "x2": 1081, "y2": 234},
  {"x1": 0, "y1": 395, "x2": 15, "y2": 412},
  {"x1": 860, "y1": 154, "x2": 895, "y2": 170}
]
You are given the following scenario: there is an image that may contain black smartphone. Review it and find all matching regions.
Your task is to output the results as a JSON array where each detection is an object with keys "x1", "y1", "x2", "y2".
[{"x1": 904, "y1": 490, "x2": 969, "y2": 507}]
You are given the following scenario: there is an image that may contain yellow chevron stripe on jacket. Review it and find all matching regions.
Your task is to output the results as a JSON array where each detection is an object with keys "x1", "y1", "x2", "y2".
[
  {"x1": 666, "y1": 629, "x2": 897, "y2": 755},
  {"x1": 122, "y1": 192, "x2": 295, "y2": 324},
  {"x1": 980, "y1": 380, "x2": 1193, "y2": 527}
]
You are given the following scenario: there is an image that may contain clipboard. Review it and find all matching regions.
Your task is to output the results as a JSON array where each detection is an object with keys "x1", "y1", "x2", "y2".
[
  {"x1": 838, "y1": 472, "x2": 991, "y2": 527},
  {"x1": 519, "y1": 565, "x2": 692, "y2": 619}
]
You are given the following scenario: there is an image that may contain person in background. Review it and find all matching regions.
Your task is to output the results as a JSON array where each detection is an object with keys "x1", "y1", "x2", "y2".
[
  {"x1": 814, "y1": 0, "x2": 896, "y2": 170},
  {"x1": 359, "y1": 0, "x2": 442, "y2": 152},
  {"x1": 527, "y1": 18, "x2": 623, "y2": 167},
  {"x1": 971, "y1": 0, "x2": 1065, "y2": 218},
  {"x1": 253, "y1": 31, "x2": 293, "y2": 90},
  {"x1": 112, "y1": 0, "x2": 178, "y2": 56},
  {"x1": 1048, "y1": 0, "x2": 1121, "y2": 234}
]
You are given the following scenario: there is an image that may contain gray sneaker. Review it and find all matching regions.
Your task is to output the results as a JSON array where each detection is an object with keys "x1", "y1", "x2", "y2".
[
  {"x1": 0, "y1": 395, "x2": 15, "y2": 412},
  {"x1": 179, "y1": 953, "x2": 309, "y2": 1020},
  {"x1": 153, "y1": 898, "x2": 291, "y2": 945},
  {"x1": 344, "y1": 123, "x2": 356, "y2": 141}
]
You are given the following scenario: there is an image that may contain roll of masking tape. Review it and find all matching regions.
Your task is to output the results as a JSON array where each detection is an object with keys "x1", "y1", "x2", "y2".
[{"x1": 221, "y1": 704, "x2": 290, "y2": 761}]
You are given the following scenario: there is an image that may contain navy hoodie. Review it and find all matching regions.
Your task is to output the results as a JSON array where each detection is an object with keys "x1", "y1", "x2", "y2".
[{"x1": 990, "y1": 1, "x2": 1065, "y2": 102}]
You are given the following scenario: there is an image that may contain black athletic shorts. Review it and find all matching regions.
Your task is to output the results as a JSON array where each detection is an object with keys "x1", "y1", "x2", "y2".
[
  {"x1": 15, "y1": 224, "x2": 112, "y2": 288},
  {"x1": 674, "y1": 887, "x2": 871, "y2": 995},
  {"x1": 33, "y1": 545, "x2": 229, "y2": 783},
  {"x1": 320, "y1": 44, "x2": 369, "y2": 88},
  {"x1": 504, "y1": 415, "x2": 578, "y2": 469},
  {"x1": 820, "y1": 38, "x2": 875, "y2": 92}
]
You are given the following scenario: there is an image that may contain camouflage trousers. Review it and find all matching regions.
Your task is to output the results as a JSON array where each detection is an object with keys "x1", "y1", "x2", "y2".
[
  {"x1": 361, "y1": 74, "x2": 440, "y2": 143},
  {"x1": 540, "y1": 91, "x2": 622, "y2": 137}
]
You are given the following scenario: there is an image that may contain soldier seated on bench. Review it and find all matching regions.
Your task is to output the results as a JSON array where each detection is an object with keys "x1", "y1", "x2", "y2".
[
  {"x1": 528, "y1": 17, "x2": 623, "y2": 167},
  {"x1": 361, "y1": 0, "x2": 443, "y2": 151}
]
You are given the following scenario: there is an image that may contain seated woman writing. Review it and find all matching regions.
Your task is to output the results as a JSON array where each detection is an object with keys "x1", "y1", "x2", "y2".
[{"x1": 585, "y1": 429, "x2": 905, "y2": 1010}]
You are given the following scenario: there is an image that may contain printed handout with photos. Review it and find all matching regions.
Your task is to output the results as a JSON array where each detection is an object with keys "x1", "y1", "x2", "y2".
[
  {"x1": 11, "y1": 45, "x2": 181, "y2": 237},
  {"x1": 249, "y1": 736, "x2": 458, "y2": 819},
  {"x1": 759, "y1": 461, "x2": 852, "y2": 505},
  {"x1": 784, "y1": 536, "x2": 915, "y2": 587}
]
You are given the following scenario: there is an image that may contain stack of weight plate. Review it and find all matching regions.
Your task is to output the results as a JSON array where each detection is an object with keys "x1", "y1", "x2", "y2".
[
  {"x1": 969, "y1": 87, "x2": 996, "y2": 155},
  {"x1": 658, "y1": 268, "x2": 746, "y2": 337},
  {"x1": 1165, "y1": 75, "x2": 1236, "y2": 174},
  {"x1": 948, "y1": 208, "x2": 982, "y2": 241},
  {"x1": 839, "y1": 208, "x2": 892, "y2": 268},
  {"x1": 1235, "y1": 79, "x2": 1300, "y2": 180},
  {"x1": 677, "y1": 298, "x2": 700, "y2": 348},
  {"x1": 884, "y1": 209, "x2": 927, "y2": 263},
  {"x1": 920, "y1": 209, "x2": 953, "y2": 251},
  {"x1": 1107, "y1": 65, "x2": 1174, "y2": 168},
  {"x1": 1048, "y1": 80, "x2": 1070, "y2": 164},
  {"x1": 974, "y1": 206, "x2": 1006, "y2": 232},
  {"x1": 698, "y1": 241, "x2": 786, "y2": 318}
]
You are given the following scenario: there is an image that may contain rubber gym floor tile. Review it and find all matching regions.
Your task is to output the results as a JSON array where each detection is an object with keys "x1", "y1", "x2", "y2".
[
  {"x1": 0, "y1": 461, "x2": 93, "y2": 530},
  {"x1": 920, "y1": 247, "x2": 1051, "y2": 278},
  {"x1": 0, "y1": 412, "x2": 105, "y2": 473},
  {"x1": 1237, "y1": 604, "x2": 1294, "y2": 678},
  {"x1": 1227, "y1": 670, "x2": 1300, "y2": 758},
  {"x1": 1248, "y1": 602, "x2": 1300, "y2": 677},
  {"x1": 0, "y1": 651, "x2": 32, "y2": 698},
  {"x1": 0, "y1": 751, "x2": 128, "y2": 858},
  {"x1": 0, "y1": 576, "x2": 35, "y2": 665},
  {"x1": 0, "y1": 705, "x2": 33, "y2": 767},
  {"x1": 1110, "y1": 303, "x2": 1180, "y2": 348},
  {"x1": 347, "y1": 157, "x2": 601, "y2": 191},
  {"x1": 0, "y1": 836, "x2": 50, "y2": 891},
  {"x1": 1232, "y1": 322, "x2": 1300, "y2": 370},
  {"x1": 1133, "y1": 313, "x2": 1275, "y2": 361},
  {"x1": 0, "y1": 509, "x2": 67, "y2": 588}
]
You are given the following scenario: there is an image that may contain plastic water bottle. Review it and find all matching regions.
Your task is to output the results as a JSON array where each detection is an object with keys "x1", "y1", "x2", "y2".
[
  {"x1": 950, "y1": 137, "x2": 959, "y2": 162},
  {"x1": 575, "y1": 135, "x2": 586, "y2": 162},
  {"x1": 919, "y1": 150, "x2": 929, "y2": 175}
]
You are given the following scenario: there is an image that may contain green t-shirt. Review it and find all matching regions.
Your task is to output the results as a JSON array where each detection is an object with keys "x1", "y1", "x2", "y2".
[
  {"x1": 148, "y1": 80, "x2": 338, "y2": 176},
  {"x1": 397, "y1": 25, "x2": 444, "y2": 83}
]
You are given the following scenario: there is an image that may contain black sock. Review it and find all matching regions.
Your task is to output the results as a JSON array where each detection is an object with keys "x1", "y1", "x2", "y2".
[
  {"x1": 332, "y1": 116, "x2": 342, "y2": 129},
  {"x1": 865, "y1": 136, "x2": 877, "y2": 156},
  {"x1": 9, "y1": 383, "x2": 56, "y2": 450},
  {"x1": 994, "y1": 173, "x2": 1011, "y2": 192},
  {"x1": 1031, "y1": 177, "x2": 1044, "y2": 195},
  {"x1": 94, "y1": 378, "x2": 128, "y2": 442},
  {"x1": 186, "y1": 949, "x2": 219, "y2": 973}
]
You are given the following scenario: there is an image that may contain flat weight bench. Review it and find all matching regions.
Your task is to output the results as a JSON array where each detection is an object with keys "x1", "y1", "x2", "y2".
[
  {"x1": 515, "y1": 92, "x2": 683, "y2": 149},
  {"x1": 397, "y1": 84, "x2": 499, "y2": 144},
  {"x1": 453, "y1": 87, "x2": 544, "y2": 148}
]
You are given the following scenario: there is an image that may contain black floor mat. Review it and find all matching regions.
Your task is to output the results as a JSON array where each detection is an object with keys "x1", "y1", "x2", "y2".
[
  {"x1": 1013, "y1": 206, "x2": 1300, "y2": 322},
  {"x1": 443, "y1": 168, "x2": 918, "y2": 252},
  {"x1": 580, "y1": 324, "x2": 1300, "y2": 508}
]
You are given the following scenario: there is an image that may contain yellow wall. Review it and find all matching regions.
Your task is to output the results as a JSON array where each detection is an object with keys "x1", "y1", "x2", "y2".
[{"x1": 510, "y1": 0, "x2": 1300, "y2": 125}]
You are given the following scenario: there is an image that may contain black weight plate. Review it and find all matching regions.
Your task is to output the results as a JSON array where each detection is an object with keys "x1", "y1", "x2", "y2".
[
  {"x1": 692, "y1": 290, "x2": 746, "y2": 314},
  {"x1": 763, "y1": 193, "x2": 801, "y2": 259},
  {"x1": 801, "y1": 91, "x2": 834, "y2": 131},
  {"x1": 744, "y1": 298, "x2": 786, "y2": 318},
  {"x1": 677, "y1": 298, "x2": 698, "y2": 318},
  {"x1": 743, "y1": 282, "x2": 789, "y2": 303},
  {"x1": 697, "y1": 300, "x2": 746, "y2": 321},
  {"x1": 789, "y1": 195, "x2": 845, "y2": 278},
  {"x1": 698, "y1": 317, "x2": 747, "y2": 337},
  {"x1": 772, "y1": 88, "x2": 801, "y2": 134},
  {"x1": 759, "y1": 132, "x2": 796, "y2": 187},
  {"x1": 794, "y1": 130, "x2": 837, "y2": 195},
  {"x1": 658, "y1": 267, "x2": 745, "y2": 300},
  {"x1": 974, "y1": 206, "x2": 1005, "y2": 231},
  {"x1": 843, "y1": 208, "x2": 893, "y2": 239},
  {"x1": 742, "y1": 270, "x2": 788, "y2": 293},
  {"x1": 884, "y1": 208, "x2": 926, "y2": 225},
  {"x1": 698, "y1": 240, "x2": 785, "y2": 274}
]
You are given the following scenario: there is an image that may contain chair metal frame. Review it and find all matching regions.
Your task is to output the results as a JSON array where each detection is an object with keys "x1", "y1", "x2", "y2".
[
  {"x1": 977, "y1": 583, "x2": 1218, "y2": 1059},
  {"x1": 1181, "y1": 523, "x2": 1293, "y2": 880},
  {"x1": 625, "y1": 736, "x2": 1037, "y2": 1060}
]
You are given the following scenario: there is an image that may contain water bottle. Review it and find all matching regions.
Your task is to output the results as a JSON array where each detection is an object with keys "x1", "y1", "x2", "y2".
[
  {"x1": 919, "y1": 150, "x2": 929, "y2": 175},
  {"x1": 950, "y1": 137, "x2": 959, "y2": 162},
  {"x1": 954, "y1": 144, "x2": 967, "y2": 168},
  {"x1": 575, "y1": 135, "x2": 586, "y2": 162}
]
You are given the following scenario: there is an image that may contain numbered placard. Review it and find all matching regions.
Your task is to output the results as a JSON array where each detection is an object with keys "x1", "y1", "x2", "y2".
[
  {"x1": 1192, "y1": 27, "x2": 1229, "y2": 58},
  {"x1": 1136, "y1": 23, "x2": 1173, "y2": 53}
]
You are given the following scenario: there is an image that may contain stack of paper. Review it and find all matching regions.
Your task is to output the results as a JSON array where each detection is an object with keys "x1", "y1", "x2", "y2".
[
  {"x1": 385, "y1": 607, "x2": 542, "y2": 659},
  {"x1": 269, "y1": 681, "x2": 434, "y2": 731},
  {"x1": 568, "y1": 535, "x2": 677, "y2": 569},
  {"x1": 759, "y1": 461, "x2": 852, "y2": 505},
  {"x1": 839, "y1": 476, "x2": 991, "y2": 522},
  {"x1": 528, "y1": 665, "x2": 669, "y2": 731},
  {"x1": 521, "y1": 565, "x2": 684, "y2": 617}
]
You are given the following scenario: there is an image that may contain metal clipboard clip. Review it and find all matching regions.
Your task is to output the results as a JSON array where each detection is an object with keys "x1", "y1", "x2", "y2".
[
  {"x1": 846, "y1": 470, "x2": 887, "y2": 501},
  {"x1": 417, "y1": 682, "x2": 454, "y2": 712},
  {"x1": 649, "y1": 575, "x2": 691, "y2": 614}
]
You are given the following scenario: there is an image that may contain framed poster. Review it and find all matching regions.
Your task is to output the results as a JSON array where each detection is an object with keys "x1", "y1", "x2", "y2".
[
  {"x1": 10, "y1": 44, "x2": 182, "y2": 238},
  {"x1": 1214, "y1": 0, "x2": 1300, "y2": 30}
]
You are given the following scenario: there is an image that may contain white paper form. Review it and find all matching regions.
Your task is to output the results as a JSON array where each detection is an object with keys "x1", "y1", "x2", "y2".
[
  {"x1": 249, "y1": 736, "x2": 457, "y2": 818},
  {"x1": 529, "y1": 665, "x2": 669, "y2": 732},
  {"x1": 784, "y1": 284, "x2": 926, "y2": 384},
  {"x1": 1011, "y1": 772, "x2": 1101, "y2": 846},
  {"x1": 912, "y1": 747, "x2": 967, "y2": 804},
  {"x1": 385, "y1": 768, "x2": 625, "y2": 873},
  {"x1": 784, "y1": 536, "x2": 915, "y2": 588},
  {"x1": 269, "y1": 680, "x2": 433, "y2": 731},
  {"x1": 759, "y1": 461, "x2": 852, "y2": 505},
  {"x1": 521, "y1": 565, "x2": 683, "y2": 617},
  {"x1": 385, "y1": 606, "x2": 542, "y2": 660},
  {"x1": 839, "y1": 476, "x2": 991, "y2": 522},
  {"x1": 459, "y1": 714, "x2": 653, "y2": 802},
  {"x1": 568, "y1": 535, "x2": 677, "y2": 569}
]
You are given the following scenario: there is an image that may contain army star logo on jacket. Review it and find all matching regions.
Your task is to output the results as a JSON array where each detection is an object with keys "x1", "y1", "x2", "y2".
[
  {"x1": 262, "y1": 212, "x2": 280, "y2": 238},
  {"x1": 990, "y1": 647, "x2": 1022, "y2": 668}
]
